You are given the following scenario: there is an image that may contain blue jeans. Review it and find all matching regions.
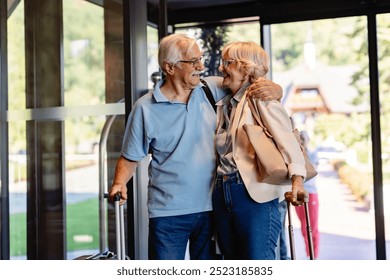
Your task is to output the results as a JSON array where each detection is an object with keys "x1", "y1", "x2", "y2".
[
  {"x1": 212, "y1": 172, "x2": 281, "y2": 260},
  {"x1": 148, "y1": 211, "x2": 215, "y2": 260}
]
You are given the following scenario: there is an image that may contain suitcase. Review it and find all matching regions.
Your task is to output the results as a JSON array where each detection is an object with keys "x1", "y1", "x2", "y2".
[
  {"x1": 286, "y1": 195, "x2": 315, "y2": 260},
  {"x1": 74, "y1": 193, "x2": 129, "y2": 260}
]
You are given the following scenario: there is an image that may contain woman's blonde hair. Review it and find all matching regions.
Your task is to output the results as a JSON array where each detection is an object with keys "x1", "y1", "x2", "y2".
[{"x1": 221, "y1": 41, "x2": 269, "y2": 83}]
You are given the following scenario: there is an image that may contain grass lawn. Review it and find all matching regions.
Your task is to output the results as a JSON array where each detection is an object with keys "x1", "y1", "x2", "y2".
[
  {"x1": 10, "y1": 197, "x2": 99, "y2": 257},
  {"x1": 66, "y1": 197, "x2": 99, "y2": 251},
  {"x1": 9, "y1": 212, "x2": 26, "y2": 256}
]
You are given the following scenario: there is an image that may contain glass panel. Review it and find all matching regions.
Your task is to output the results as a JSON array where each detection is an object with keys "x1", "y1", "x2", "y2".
[
  {"x1": 176, "y1": 21, "x2": 260, "y2": 77},
  {"x1": 271, "y1": 17, "x2": 375, "y2": 260},
  {"x1": 147, "y1": 25, "x2": 159, "y2": 89},
  {"x1": 9, "y1": 122, "x2": 27, "y2": 260},
  {"x1": 63, "y1": 0, "x2": 105, "y2": 106},
  {"x1": 8, "y1": 0, "x2": 25, "y2": 110},
  {"x1": 377, "y1": 13, "x2": 390, "y2": 259},
  {"x1": 63, "y1": 0, "x2": 106, "y2": 259},
  {"x1": 226, "y1": 22, "x2": 260, "y2": 43},
  {"x1": 65, "y1": 116, "x2": 104, "y2": 258},
  {"x1": 8, "y1": 1, "x2": 27, "y2": 260}
]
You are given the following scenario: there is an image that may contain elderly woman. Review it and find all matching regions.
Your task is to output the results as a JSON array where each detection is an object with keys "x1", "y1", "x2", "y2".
[{"x1": 213, "y1": 41, "x2": 306, "y2": 260}]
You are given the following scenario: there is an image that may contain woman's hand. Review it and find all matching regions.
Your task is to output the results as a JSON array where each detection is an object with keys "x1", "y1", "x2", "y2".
[{"x1": 284, "y1": 175, "x2": 307, "y2": 206}]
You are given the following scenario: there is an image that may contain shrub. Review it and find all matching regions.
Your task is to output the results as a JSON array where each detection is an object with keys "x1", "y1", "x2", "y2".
[{"x1": 338, "y1": 164, "x2": 372, "y2": 201}]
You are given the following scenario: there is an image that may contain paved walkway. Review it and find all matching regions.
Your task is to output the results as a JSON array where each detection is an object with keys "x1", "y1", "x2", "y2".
[{"x1": 288, "y1": 163, "x2": 390, "y2": 260}]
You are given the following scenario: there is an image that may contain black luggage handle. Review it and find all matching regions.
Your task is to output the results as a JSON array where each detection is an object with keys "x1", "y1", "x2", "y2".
[{"x1": 103, "y1": 192, "x2": 121, "y2": 201}]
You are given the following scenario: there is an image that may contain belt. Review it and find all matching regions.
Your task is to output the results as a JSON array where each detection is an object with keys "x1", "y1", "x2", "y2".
[{"x1": 216, "y1": 171, "x2": 242, "y2": 183}]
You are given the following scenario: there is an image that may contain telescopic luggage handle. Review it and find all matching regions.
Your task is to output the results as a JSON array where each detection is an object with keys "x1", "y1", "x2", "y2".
[
  {"x1": 114, "y1": 193, "x2": 126, "y2": 260},
  {"x1": 103, "y1": 192, "x2": 127, "y2": 260},
  {"x1": 286, "y1": 192, "x2": 315, "y2": 260},
  {"x1": 286, "y1": 200, "x2": 297, "y2": 260},
  {"x1": 303, "y1": 200, "x2": 315, "y2": 260}
]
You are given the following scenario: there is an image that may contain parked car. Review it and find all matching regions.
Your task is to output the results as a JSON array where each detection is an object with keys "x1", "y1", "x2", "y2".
[{"x1": 316, "y1": 146, "x2": 347, "y2": 164}]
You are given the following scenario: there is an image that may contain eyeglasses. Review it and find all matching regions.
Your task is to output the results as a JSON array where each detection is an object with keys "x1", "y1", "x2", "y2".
[
  {"x1": 178, "y1": 56, "x2": 205, "y2": 67},
  {"x1": 220, "y1": 59, "x2": 235, "y2": 68}
]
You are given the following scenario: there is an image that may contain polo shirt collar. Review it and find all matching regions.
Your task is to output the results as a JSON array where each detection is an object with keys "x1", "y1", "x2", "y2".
[
  {"x1": 152, "y1": 79, "x2": 204, "y2": 103},
  {"x1": 153, "y1": 80, "x2": 169, "y2": 103}
]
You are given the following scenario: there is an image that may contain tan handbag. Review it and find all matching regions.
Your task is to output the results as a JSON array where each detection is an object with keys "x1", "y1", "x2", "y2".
[{"x1": 242, "y1": 97, "x2": 317, "y2": 185}]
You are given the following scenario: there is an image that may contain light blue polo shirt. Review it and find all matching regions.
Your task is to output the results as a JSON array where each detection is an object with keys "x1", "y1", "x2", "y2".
[{"x1": 121, "y1": 77, "x2": 226, "y2": 218}]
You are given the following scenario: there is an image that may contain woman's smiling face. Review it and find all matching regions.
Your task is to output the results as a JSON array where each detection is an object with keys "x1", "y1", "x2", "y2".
[{"x1": 218, "y1": 56, "x2": 248, "y2": 95}]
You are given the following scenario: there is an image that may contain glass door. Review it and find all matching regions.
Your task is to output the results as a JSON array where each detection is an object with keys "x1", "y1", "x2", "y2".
[
  {"x1": 270, "y1": 17, "x2": 377, "y2": 259},
  {"x1": 6, "y1": 0, "x2": 126, "y2": 259},
  {"x1": 377, "y1": 13, "x2": 390, "y2": 258}
]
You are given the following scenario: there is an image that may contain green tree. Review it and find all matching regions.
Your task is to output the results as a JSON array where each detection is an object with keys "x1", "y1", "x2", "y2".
[
  {"x1": 348, "y1": 15, "x2": 390, "y2": 159},
  {"x1": 62, "y1": 0, "x2": 106, "y2": 152},
  {"x1": 8, "y1": 2, "x2": 26, "y2": 153},
  {"x1": 196, "y1": 25, "x2": 230, "y2": 76}
]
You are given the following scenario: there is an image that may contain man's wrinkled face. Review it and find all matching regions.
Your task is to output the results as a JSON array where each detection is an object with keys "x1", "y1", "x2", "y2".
[{"x1": 175, "y1": 44, "x2": 205, "y2": 89}]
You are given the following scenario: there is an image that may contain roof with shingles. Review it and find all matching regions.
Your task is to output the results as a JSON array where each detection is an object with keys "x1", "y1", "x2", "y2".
[{"x1": 273, "y1": 62, "x2": 368, "y2": 114}]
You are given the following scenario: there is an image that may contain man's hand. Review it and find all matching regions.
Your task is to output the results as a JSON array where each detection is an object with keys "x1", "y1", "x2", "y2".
[
  {"x1": 247, "y1": 77, "x2": 283, "y2": 101},
  {"x1": 284, "y1": 175, "x2": 307, "y2": 206},
  {"x1": 108, "y1": 156, "x2": 137, "y2": 205},
  {"x1": 108, "y1": 183, "x2": 128, "y2": 205}
]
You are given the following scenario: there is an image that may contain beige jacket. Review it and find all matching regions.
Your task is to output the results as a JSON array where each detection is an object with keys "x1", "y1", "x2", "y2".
[{"x1": 215, "y1": 90, "x2": 306, "y2": 203}]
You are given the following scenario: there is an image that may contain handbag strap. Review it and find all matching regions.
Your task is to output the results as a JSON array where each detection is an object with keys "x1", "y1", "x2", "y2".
[{"x1": 246, "y1": 96, "x2": 273, "y2": 138}]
